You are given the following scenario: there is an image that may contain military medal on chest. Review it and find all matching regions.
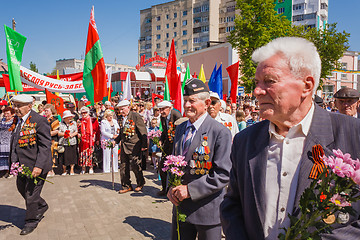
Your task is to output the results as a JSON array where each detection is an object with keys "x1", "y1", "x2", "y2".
[
  {"x1": 167, "y1": 122, "x2": 175, "y2": 143},
  {"x1": 18, "y1": 116, "x2": 37, "y2": 147},
  {"x1": 123, "y1": 119, "x2": 135, "y2": 139},
  {"x1": 189, "y1": 136, "x2": 212, "y2": 175}
]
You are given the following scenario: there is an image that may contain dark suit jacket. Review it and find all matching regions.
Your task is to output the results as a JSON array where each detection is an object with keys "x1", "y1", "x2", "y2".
[
  {"x1": 220, "y1": 105, "x2": 360, "y2": 240},
  {"x1": 116, "y1": 111, "x2": 147, "y2": 155},
  {"x1": 173, "y1": 114, "x2": 232, "y2": 225},
  {"x1": 10, "y1": 110, "x2": 52, "y2": 173},
  {"x1": 160, "y1": 109, "x2": 182, "y2": 155}
]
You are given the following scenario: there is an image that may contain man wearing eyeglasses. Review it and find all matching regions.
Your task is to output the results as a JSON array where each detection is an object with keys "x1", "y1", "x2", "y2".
[
  {"x1": 334, "y1": 87, "x2": 360, "y2": 118},
  {"x1": 208, "y1": 91, "x2": 238, "y2": 138}
]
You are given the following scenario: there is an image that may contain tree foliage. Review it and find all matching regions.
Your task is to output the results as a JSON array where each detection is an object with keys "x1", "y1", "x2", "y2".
[
  {"x1": 228, "y1": 0, "x2": 350, "y2": 92},
  {"x1": 29, "y1": 61, "x2": 38, "y2": 73}
]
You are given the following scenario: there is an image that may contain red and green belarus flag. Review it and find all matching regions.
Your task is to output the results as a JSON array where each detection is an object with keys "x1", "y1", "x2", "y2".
[{"x1": 83, "y1": 6, "x2": 107, "y2": 105}]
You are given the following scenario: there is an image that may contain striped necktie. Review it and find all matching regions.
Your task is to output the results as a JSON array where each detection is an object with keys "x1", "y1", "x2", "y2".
[{"x1": 183, "y1": 125, "x2": 195, "y2": 156}]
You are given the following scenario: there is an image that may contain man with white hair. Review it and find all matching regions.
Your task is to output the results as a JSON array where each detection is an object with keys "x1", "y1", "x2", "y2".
[
  {"x1": 208, "y1": 91, "x2": 239, "y2": 138},
  {"x1": 9, "y1": 94, "x2": 52, "y2": 235},
  {"x1": 221, "y1": 37, "x2": 360, "y2": 239}
]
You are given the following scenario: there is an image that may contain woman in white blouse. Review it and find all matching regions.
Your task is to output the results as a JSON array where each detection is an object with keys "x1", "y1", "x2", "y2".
[{"x1": 100, "y1": 109, "x2": 120, "y2": 173}]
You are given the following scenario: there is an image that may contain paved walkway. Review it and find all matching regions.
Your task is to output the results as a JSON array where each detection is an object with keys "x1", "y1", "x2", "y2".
[{"x1": 0, "y1": 169, "x2": 173, "y2": 240}]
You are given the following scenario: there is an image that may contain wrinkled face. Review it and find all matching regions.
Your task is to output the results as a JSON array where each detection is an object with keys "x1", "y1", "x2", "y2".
[
  {"x1": 44, "y1": 108, "x2": 53, "y2": 118},
  {"x1": 335, "y1": 98, "x2": 359, "y2": 116},
  {"x1": 153, "y1": 109, "x2": 160, "y2": 117},
  {"x1": 159, "y1": 106, "x2": 171, "y2": 118},
  {"x1": 118, "y1": 105, "x2": 130, "y2": 117},
  {"x1": 184, "y1": 95, "x2": 210, "y2": 122},
  {"x1": 80, "y1": 110, "x2": 89, "y2": 118},
  {"x1": 105, "y1": 104, "x2": 111, "y2": 109},
  {"x1": 4, "y1": 110, "x2": 13, "y2": 121},
  {"x1": 63, "y1": 116, "x2": 72, "y2": 124},
  {"x1": 208, "y1": 97, "x2": 221, "y2": 118},
  {"x1": 13, "y1": 101, "x2": 31, "y2": 118},
  {"x1": 254, "y1": 54, "x2": 306, "y2": 124},
  {"x1": 106, "y1": 114, "x2": 113, "y2": 122},
  {"x1": 231, "y1": 103, "x2": 237, "y2": 112}
]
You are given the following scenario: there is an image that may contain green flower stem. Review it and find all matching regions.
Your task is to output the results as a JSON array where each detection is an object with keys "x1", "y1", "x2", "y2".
[
  {"x1": 38, "y1": 176, "x2": 54, "y2": 184},
  {"x1": 176, "y1": 206, "x2": 180, "y2": 240}
]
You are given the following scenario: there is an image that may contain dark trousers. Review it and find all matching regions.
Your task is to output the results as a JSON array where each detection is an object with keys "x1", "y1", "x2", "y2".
[
  {"x1": 171, "y1": 215, "x2": 222, "y2": 240},
  {"x1": 16, "y1": 173, "x2": 48, "y2": 228},
  {"x1": 120, "y1": 152, "x2": 145, "y2": 188},
  {"x1": 159, "y1": 157, "x2": 167, "y2": 191}
]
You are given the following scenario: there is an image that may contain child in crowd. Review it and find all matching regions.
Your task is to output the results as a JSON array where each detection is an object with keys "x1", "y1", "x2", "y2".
[
  {"x1": 148, "y1": 118, "x2": 161, "y2": 169},
  {"x1": 246, "y1": 111, "x2": 259, "y2": 127},
  {"x1": 236, "y1": 110, "x2": 247, "y2": 131}
]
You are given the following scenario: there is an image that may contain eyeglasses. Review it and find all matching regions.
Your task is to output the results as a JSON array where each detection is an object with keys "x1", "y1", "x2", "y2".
[
  {"x1": 211, "y1": 100, "x2": 220, "y2": 105},
  {"x1": 81, "y1": 112, "x2": 88, "y2": 114}
]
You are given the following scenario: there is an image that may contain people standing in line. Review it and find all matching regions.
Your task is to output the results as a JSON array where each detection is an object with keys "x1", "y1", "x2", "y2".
[
  {"x1": 9, "y1": 95, "x2": 52, "y2": 235},
  {"x1": 157, "y1": 100, "x2": 182, "y2": 196},
  {"x1": 208, "y1": 91, "x2": 239, "y2": 138},
  {"x1": 115, "y1": 100, "x2": 147, "y2": 194},
  {"x1": 333, "y1": 87, "x2": 360, "y2": 118},
  {"x1": 0, "y1": 107, "x2": 15, "y2": 178},
  {"x1": 220, "y1": 37, "x2": 360, "y2": 240},
  {"x1": 43, "y1": 104, "x2": 60, "y2": 177},
  {"x1": 100, "y1": 109, "x2": 119, "y2": 173},
  {"x1": 58, "y1": 110, "x2": 78, "y2": 176},
  {"x1": 167, "y1": 78, "x2": 232, "y2": 240},
  {"x1": 78, "y1": 106, "x2": 99, "y2": 174}
]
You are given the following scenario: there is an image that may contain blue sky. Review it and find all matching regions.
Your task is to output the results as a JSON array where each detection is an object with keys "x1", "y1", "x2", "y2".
[{"x1": 0, "y1": 0, "x2": 358, "y2": 73}]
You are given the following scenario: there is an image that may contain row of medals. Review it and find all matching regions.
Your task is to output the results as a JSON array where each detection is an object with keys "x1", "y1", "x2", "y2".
[{"x1": 189, "y1": 140, "x2": 210, "y2": 175}]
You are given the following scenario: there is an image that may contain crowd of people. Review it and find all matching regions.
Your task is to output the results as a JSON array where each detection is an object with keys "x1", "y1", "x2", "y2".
[{"x1": 2, "y1": 36, "x2": 360, "y2": 239}]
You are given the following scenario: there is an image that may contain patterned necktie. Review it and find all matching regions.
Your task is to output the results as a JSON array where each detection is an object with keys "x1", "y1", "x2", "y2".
[{"x1": 183, "y1": 125, "x2": 195, "y2": 156}]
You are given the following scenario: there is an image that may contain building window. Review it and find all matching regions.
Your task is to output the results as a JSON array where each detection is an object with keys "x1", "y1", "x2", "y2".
[
  {"x1": 174, "y1": 12, "x2": 177, "y2": 18},
  {"x1": 156, "y1": 34, "x2": 161, "y2": 40},
  {"x1": 193, "y1": 27, "x2": 201, "y2": 34},
  {"x1": 293, "y1": 3, "x2": 306, "y2": 10},
  {"x1": 174, "y1": 22, "x2": 177, "y2": 28},
  {"x1": 182, "y1": 50, "x2": 188, "y2": 54},
  {"x1": 194, "y1": 4, "x2": 209, "y2": 13},
  {"x1": 174, "y1": 32, "x2": 177, "y2": 37},
  {"x1": 166, "y1": 42, "x2": 169, "y2": 48},
  {"x1": 156, "y1": 25, "x2": 161, "y2": 30},
  {"x1": 156, "y1": 43, "x2": 160, "y2": 49},
  {"x1": 156, "y1": 16, "x2": 161, "y2": 21},
  {"x1": 321, "y1": 3, "x2": 328, "y2": 10},
  {"x1": 201, "y1": 25, "x2": 209, "y2": 32},
  {"x1": 227, "y1": 5, "x2": 235, "y2": 12},
  {"x1": 278, "y1": 7, "x2": 285, "y2": 14},
  {"x1": 166, "y1": 33, "x2": 169, "y2": 38},
  {"x1": 183, "y1": 20, "x2": 187, "y2": 26},
  {"x1": 166, "y1": 14, "x2": 169, "y2": 20},
  {"x1": 145, "y1": 18, "x2": 151, "y2": 23},
  {"x1": 174, "y1": 41, "x2": 177, "y2": 46},
  {"x1": 183, "y1": 30, "x2": 188, "y2": 36},
  {"x1": 341, "y1": 63, "x2": 348, "y2": 79},
  {"x1": 146, "y1": 36, "x2": 152, "y2": 41},
  {"x1": 226, "y1": 26, "x2": 235, "y2": 32},
  {"x1": 293, "y1": 13, "x2": 316, "y2": 22},
  {"x1": 166, "y1": 52, "x2": 169, "y2": 57},
  {"x1": 182, "y1": 39, "x2": 188, "y2": 45},
  {"x1": 226, "y1": 16, "x2": 235, "y2": 22},
  {"x1": 145, "y1": 44, "x2": 151, "y2": 49},
  {"x1": 183, "y1": 10, "x2": 187, "y2": 16},
  {"x1": 166, "y1": 23, "x2": 169, "y2": 29}
]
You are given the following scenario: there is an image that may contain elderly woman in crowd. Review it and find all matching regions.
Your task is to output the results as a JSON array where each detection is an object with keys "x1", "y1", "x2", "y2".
[
  {"x1": 100, "y1": 109, "x2": 119, "y2": 173},
  {"x1": 0, "y1": 107, "x2": 14, "y2": 178},
  {"x1": 78, "y1": 106, "x2": 99, "y2": 174},
  {"x1": 44, "y1": 104, "x2": 60, "y2": 177},
  {"x1": 58, "y1": 110, "x2": 78, "y2": 175}
]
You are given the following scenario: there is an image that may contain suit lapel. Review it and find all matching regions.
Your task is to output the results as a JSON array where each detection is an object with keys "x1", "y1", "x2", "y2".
[
  {"x1": 248, "y1": 122, "x2": 270, "y2": 226},
  {"x1": 293, "y1": 105, "x2": 334, "y2": 213}
]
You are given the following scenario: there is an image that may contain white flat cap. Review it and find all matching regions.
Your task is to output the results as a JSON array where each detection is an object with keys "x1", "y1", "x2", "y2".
[
  {"x1": 11, "y1": 94, "x2": 33, "y2": 103},
  {"x1": 209, "y1": 91, "x2": 220, "y2": 100},
  {"x1": 116, "y1": 100, "x2": 130, "y2": 107},
  {"x1": 104, "y1": 101, "x2": 111, "y2": 106},
  {"x1": 157, "y1": 100, "x2": 172, "y2": 108}
]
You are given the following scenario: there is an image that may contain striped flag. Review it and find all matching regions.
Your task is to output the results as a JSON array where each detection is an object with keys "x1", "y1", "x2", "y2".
[{"x1": 83, "y1": 6, "x2": 107, "y2": 105}]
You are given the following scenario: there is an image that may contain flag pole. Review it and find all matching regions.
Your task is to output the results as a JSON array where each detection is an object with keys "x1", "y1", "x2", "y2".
[
  {"x1": 108, "y1": 86, "x2": 111, "y2": 101},
  {"x1": 6, "y1": 92, "x2": 12, "y2": 107}
]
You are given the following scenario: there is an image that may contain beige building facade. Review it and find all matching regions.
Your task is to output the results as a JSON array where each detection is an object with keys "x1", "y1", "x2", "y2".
[{"x1": 139, "y1": 0, "x2": 237, "y2": 61}]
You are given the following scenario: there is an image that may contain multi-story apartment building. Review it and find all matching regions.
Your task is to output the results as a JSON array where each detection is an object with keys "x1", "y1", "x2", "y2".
[
  {"x1": 55, "y1": 58, "x2": 135, "y2": 75},
  {"x1": 275, "y1": 0, "x2": 328, "y2": 29},
  {"x1": 139, "y1": 0, "x2": 237, "y2": 61}
]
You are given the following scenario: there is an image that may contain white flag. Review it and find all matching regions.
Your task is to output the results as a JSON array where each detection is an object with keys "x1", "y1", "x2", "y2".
[
  {"x1": 106, "y1": 67, "x2": 112, "y2": 89},
  {"x1": 123, "y1": 71, "x2": 133, "y2": 100}
]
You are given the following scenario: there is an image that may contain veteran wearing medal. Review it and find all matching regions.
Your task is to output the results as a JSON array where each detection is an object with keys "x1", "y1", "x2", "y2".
[
  {"x1": 220, "y1": 37, "x2": 360, "y2": 240},
  {"x1": 115, "y1": 100, "x2": 147, "y2": 194},
  {"x1": 9, "y1": 94, "x2": 52, "y2": 235},
  {"x1": 167, "y1": 78, "x2": 232, "y2": 240},
  {"x1": 208, "y1": 91, "x2": 239, "y2": 138},
  {"x1": 158, "y1": 100, "x2": 182, "y2": 196}
]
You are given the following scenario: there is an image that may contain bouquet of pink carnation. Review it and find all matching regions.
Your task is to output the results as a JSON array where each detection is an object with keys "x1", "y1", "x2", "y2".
[
  {"x1": 148, "y1": 129, "x2": 166, "y2": 155},
  {"x1": 101, "y1": 139, "x2": 115, "y2": 149},
  {"x1": 162, "y1": 155, "x2": 187, "y2": 240},
  {"x1": 10, "y1": 162, "x2": 54, "y2": 185},
  {"x1": 279, "y1": 147, "x2": 360, "y2": 240}
]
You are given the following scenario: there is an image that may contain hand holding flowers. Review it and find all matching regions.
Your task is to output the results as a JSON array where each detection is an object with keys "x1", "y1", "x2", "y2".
[
  {"x1": 10, "y1": 162, "x2": 54, "y2": 185},
  {"x1": 64, "y1": 130, "x2": 71, "y2": 146}
]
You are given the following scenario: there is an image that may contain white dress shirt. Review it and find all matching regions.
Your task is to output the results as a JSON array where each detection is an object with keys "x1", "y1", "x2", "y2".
[
  {"x1": 215, "y1": 112, "x2": 239, "y2": 138},
  {"x1": 263, "y1": 104, "x2": 315, "y2": 239}
]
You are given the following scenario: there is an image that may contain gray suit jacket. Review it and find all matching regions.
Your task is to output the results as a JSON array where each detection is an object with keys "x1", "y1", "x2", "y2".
[
  {"x1": 173, "y1": 114, "x2": 232, "y2": 225},
  {"x1": 220, "y1": 105, "x2": 360, "y2": 240}
]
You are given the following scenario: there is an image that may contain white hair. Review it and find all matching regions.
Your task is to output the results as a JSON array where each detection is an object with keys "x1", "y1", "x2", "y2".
[
  {"x1": 80, "y1": 106, "x2": 90, "y2": 113},
  {"x1": 195, "y1": 92, "x2": 210, "y2": 101},
  {"x1": 252, "y1": 37, "x2": 321, "y2": 94}
]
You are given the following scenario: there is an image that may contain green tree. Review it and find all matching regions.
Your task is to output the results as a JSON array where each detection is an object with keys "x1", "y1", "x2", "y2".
[
  {"x1": 229, "y1": 0, "x2": 350, "y2": 92},
  {"x1": 29, "y1": 61, "x2": 38, "y2": 73}
]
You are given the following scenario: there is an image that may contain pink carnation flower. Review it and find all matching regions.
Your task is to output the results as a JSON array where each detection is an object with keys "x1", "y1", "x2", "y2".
[
  {"x1": 333, "y1": 149, "x2": 354, "y2": 165},
  {"x1": 330, "y1": 193, "x2": 351, "y2": 207},
  {"x1": 176, "y1": 170, "x2": 185, "y2": 177},
  {"x1": 162, "y1": 166, "x2": 169, "y2": 172},
  {"x1": 323, "y1": 155, "x2": 354, "y2": 178},
  {"x1": 170, "y1": 167, "x2": 179, "y2": 175},
  {"x1": 352, "y1": 169, "x2": 360, "y2": 185}
]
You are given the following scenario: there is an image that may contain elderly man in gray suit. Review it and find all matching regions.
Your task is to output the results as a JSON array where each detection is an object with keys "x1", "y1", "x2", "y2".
[
  {"x1": 220, "y1": 37, "x2": 360, "y2": 239},
  {"x1": 167, "y1": 78, "x2": 232, "y2": 240}
]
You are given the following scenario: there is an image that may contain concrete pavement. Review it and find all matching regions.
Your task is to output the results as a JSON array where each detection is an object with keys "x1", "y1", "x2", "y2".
[{"x1": 0, "y1": 169, "x2": 173, "y2": 240}]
